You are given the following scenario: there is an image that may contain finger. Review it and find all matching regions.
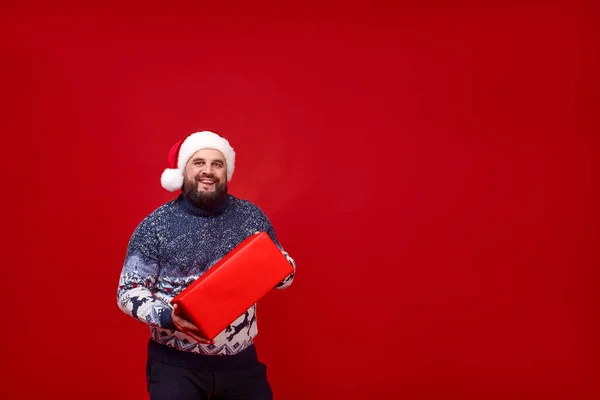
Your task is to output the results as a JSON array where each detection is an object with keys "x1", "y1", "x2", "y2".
[
  {"x1": 180, "y1": 322, "x2": 198, "y2": 332},
  {"x1": 173, "y1": 317, "x2": 196, "y2": 333},
  {"x1": 176, "y1": 316, "x2": 198, "y2": 330},
  {"x1": 172, "y1": 303, "x2": 182, "y2": 316},
  {"x1": 173, "y1": 304, "x2": 189, "y2": 319}
]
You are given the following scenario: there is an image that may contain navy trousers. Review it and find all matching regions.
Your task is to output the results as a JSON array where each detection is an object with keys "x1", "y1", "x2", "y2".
[{"x1": 146, "y1": 340, "x2": 273, "y2": 400}]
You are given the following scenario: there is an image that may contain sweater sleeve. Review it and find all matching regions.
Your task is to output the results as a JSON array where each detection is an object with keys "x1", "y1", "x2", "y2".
[
  {"x1": 116, "y1": 218, "x2": 175, "y2": 329},
  {"x1": 261, "y1": 212, "x2": 296, "y2": 290},
  {"x1": 275, "y1": 248, "x2": 296, "y2": 290}
]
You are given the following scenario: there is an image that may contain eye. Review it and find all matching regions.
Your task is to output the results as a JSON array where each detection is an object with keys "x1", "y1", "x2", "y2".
[{"x1": 194, "y1": 161, "x2": 204, "y2": 166}]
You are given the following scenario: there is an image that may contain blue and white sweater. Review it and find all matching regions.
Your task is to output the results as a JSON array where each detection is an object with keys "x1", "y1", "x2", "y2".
[{"x1": 117, "y1": 193, "x2": 295, "y2": 356}]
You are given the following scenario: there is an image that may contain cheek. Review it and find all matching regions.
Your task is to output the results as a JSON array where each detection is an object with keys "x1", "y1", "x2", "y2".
[{"x1": 185, "y1": 167, "x2": 199, "y2": 180}]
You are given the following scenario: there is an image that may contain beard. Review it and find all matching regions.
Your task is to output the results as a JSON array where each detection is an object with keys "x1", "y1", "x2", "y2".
[{"x1": 182, "y1": 173, "x2": 228, "y2": 209}]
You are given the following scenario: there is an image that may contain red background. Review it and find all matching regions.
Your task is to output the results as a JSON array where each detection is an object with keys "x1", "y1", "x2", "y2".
[{"x1": 2, "y1": 1, "x2": 599, "y2": 399}]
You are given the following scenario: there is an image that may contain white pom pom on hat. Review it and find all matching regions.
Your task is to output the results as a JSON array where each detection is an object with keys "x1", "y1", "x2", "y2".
[
  {"x1": 160, "y1": 131, "x2": 236, "y2": 192},
  {"x1": 160, "y1": 168, "x2": 184, "y2": 192}
]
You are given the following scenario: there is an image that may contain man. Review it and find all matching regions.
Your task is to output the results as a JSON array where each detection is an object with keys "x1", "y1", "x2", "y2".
[{"x1": 117, "y1": 131, "x2": 295, "y2": 399}]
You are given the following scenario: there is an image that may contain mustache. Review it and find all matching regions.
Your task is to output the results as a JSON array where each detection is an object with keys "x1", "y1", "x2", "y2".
[{"x1": 195, "y1": 173, "x2": 219, "y2": 182}]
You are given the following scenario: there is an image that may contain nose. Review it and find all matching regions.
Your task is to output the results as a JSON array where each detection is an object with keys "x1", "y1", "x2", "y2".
[{"x1": 202, "y1": 164, "x2": 214, "y2": 175}]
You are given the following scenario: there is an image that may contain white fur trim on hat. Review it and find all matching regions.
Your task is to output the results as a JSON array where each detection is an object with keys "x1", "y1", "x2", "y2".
[{"x1": 161, "y1": 131, "x2": 236, "y2": 192}]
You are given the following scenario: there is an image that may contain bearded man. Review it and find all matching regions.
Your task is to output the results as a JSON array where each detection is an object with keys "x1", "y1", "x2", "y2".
[{"x1": 117, "y1": 131, "x2": 296, "y2": 400}]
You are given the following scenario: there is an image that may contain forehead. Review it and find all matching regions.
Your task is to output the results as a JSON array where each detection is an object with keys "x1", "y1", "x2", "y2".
[{"x1": 189, "y1": 148, "x2": 225, "y2": 161}]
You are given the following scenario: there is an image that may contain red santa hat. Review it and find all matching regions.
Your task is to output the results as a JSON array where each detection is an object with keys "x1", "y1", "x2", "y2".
[{"x1": 160, "y1": 131, "x2": 236, "y2": 192}]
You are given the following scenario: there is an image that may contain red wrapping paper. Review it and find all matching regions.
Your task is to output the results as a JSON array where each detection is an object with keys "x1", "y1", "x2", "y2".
[{"x1": 170, "y1": 232, "x2": 293, "y2": 340}]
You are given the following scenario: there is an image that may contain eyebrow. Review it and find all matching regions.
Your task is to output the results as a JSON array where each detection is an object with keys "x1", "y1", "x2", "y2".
[{"x1": 191, "y1": 157, "x2": 224, "y2": 164}]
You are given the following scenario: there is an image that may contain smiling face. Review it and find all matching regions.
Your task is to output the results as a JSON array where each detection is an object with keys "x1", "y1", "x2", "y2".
[{"x1": 182, "y1": 148, "x2": 228, "y2": 208}]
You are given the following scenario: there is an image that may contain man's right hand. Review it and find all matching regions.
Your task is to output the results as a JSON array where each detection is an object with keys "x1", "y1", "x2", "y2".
[{"x1": 171, "y1": 303, "x2": 214, "y2": 344}]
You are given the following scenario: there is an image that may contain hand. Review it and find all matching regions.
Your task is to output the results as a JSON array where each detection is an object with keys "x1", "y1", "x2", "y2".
[{"x1": 171, "y1": 303, "x2": 214, "y2": 344}]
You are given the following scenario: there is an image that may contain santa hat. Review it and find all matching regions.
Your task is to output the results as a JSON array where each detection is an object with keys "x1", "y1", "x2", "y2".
[{"x1": 160, "y1": 131, "x2": 236, "y2": 192}]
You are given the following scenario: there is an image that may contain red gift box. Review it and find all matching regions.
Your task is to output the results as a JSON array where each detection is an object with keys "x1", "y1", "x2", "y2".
[{"x1": 170, "y1": 232, "x2": 293, "y2": 340}]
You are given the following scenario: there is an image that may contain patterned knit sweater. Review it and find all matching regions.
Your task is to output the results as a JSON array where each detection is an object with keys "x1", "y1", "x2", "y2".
[{"x1": 117, "y1": 193, "x2": 295, "y2": 356}]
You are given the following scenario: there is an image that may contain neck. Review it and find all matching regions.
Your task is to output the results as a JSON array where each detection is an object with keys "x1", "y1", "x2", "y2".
[{"x1": 178, "y1": 192, "x2": 230, "y2": 217}]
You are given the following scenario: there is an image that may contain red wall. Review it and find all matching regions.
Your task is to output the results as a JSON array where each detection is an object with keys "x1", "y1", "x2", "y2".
[{"x1": 2, "y1": 2, "x2": 599, "y2": 399}]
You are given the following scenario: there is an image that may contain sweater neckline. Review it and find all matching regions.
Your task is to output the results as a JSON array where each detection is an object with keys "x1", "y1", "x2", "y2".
[{"x1": 177, "y1": 193, "x2": 231, "y2": 217}]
